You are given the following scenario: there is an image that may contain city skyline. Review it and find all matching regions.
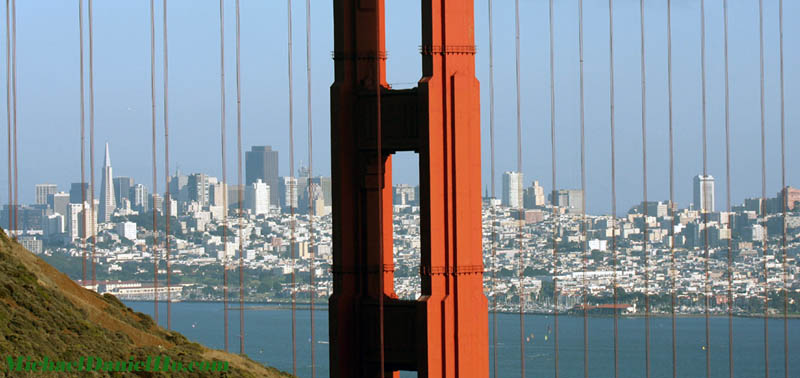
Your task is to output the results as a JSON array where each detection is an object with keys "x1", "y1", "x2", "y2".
[{"x1": 2, "y1": 0, "x2": 797, "y2": 215}]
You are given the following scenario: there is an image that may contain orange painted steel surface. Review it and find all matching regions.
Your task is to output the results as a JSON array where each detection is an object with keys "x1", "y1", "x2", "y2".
[{"x1": 329, "y1": 0, "x2": 488, "y2": 377}]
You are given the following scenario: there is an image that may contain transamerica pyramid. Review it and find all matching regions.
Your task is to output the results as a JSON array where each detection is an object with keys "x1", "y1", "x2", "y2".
[{"x1": 98, "y1": 142, "x2": 116, "y2": 223}]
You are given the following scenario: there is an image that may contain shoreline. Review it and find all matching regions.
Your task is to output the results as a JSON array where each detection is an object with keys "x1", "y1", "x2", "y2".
[{"x1": 122, "y1": 300, "x2": 800, "y2": 318}]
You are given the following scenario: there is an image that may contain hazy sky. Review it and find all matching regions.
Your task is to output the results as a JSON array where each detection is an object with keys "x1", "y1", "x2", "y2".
[{"x1": 3, "y1": 0, "x2": 798, "y2": 215}]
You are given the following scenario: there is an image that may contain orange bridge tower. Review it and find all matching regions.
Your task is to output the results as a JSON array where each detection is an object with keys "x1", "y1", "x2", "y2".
[{"x1": 329, "y1": 0, "x2": 488, "y2": 377}]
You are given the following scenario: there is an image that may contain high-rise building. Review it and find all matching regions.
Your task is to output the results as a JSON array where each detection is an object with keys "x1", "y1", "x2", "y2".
[
  {"x1": 279, "y1": 176, "x2": 299, "y2": 211},
  {"x1": 393, "y1": 184, "x2": 417, "y2": 206},
  {"x1": 98, "y1": 143, "x2": 116, "y2": 222},
  {"x1": 502, "y1": 172, "x2": 524, "y2": 208},
  {"x1": 313, "y1": 176, "x2": 332, "y2": 206},
  {"x1": 227, "y1": 185, "x2": 243, "y2": 209},
  {"x1": 778, "y1": 186, "x2": 800, "y2": 211},
  {"x1": 551, "y1": 189, "x2": 584, "y2": 215},
  {"x1": 245, "y1": 179, "x2": 270, "y2": 215},
  {"x1": 67, "y1": 201, "x2": 97, "y2": 241},
  {"x1": 113, "y1": 177, "x2": 134, "y2": 209},
  {"x1": 116, "y1": 221, "x2": 137, "y2": 240},
  {"x1": 245, "y1": 146, "x2": 280, "y2": 205},
  {"x1": 35, "y1": 184, "x2": 57, "y2": 205},
  {"x1": 129, "y1": 184, "x2": 149, "y2": 212},
  {"x1": 523, "y1": 180, "x2": 546, "y2": 208},
  {"x1": 209, "y1": 181, "x2": 227, "y2": 208},
  {"x1": 693, "y1": 175, "x2": 715, "y2": 213},
  {"x1": 69, "y1": 182, "x2": 89, "y2": 204},
  {"x1": 187, "y1": 173, "x2": 213, "y2": 208},
  {"x1": 151, "y1": 194, "x2": 163, "y2": 214},
  {"x1": 47, "y1": 192, "x2": 70, "y2": 217},
  {"x1": 43, "y1": 213, "x2": 65, "y2": 239},
  {"x1": 169, "y1": 171, "x2": 190, "y2": 202}
]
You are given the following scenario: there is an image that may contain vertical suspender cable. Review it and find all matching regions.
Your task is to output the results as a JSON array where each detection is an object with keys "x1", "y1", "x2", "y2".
[
  {"x1": 723, "y1": 0, "x2": 734, "y2": 376},
  {"x1": 778, "y1": 1, "x2": 788, "y2": 376},
  {"x1": 375, "y1": 0, "x2": 384, "y2": 376},
  {"x1": 5, "y1": 0, "x2": 10, "y2": 238},
  {"x1": 304, "y1": 0, "x2": 315, "y2": 374},
  {"x1": 513, "y1": 0, "x2": 524, "y2": 375},
  {"x1": 666, "y1": 1, "x2": 677, "y2": 376},
  {"x1": 219, "y1": 0, "x2": 229, "y2": 353},
  {"x1": 700, "y1": 0, "x2": 711, "y2": 374},
  {"x1": 286, "y1": 0, "x2": 297, "y2": 372},
  {"x1": 149, "y1": 0, "x2": 159, "y2": 325},
  {"x1": 638, "y1": 0, "x2": 650, "y2": 376},
  {"x1": 547, "y1": 0, "x2": 560, "y2": 376},
  {"x1": 10, "y1": 0, "x2": 15, "y2": 238},
  {"x1": 578, "y1": 0, "x2": 588, "y2": 376},
  {"x1": 487, "y1": 0, "x2": 498, "y2": 375},
  {"x1": 607, "y1": 0, "x2": 619, "y2": 376},
  {"x1": 77, "y1": 0, "x2": 88, "y2": 284},
  {"x1": 234, "y1": 0, "x2": 244, "y2": 354},
  {"x1": 757, "y1": 0, "x2": 770, "y2": 375},
  {"x1": 88, "y1": 0, "x2": 96, "y2": 288},
  {"x1": 162, "y1": 0, "x2": 172, "y2": 331}
]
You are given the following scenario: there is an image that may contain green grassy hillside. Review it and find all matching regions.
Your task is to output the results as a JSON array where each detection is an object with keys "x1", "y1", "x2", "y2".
[{"x1": 0, "y1": 230, "x2": 293, "y2": 377}]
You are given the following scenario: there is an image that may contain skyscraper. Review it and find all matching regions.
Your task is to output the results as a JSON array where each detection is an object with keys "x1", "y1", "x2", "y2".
[
  {"x1": 279, "y1": 176, "x2": 299, "y2": 211},
  {"x1": 523, "y1": 180, "x2": 546, "y2": 208},
  {"x1": 69, "y1": 182, "x2": 89, "y2": 204},
  {"x1": 35, "y1": 184, "x2": 57, "y2": 205},
  {"x1": 169, "y1": 171, "x2": 190, "y2": 202},
  {"x1": 245, "y1": 146, "x2": 279, "y2": 205},
  {"x1": 67, "y1": 200, "x2": 98, "y2": 242},
  {"x1": 113, "y1": 177, "x2": 134, "y2": 209},
  {"x1": 129, "y1": 184, "x2": 149, "y2": 212},
  {"x1": 245, "y1": 179, "x2": 270, "y2": 215},
  {"x1": 209, "y1": 181, "x2": 227, "y2": 208},
  {"x1": 187, "y1": 173, "x2": 212, "y2": 208},
  {"x1": 47, "y1": 192, "x2": 70, "y2": 217},
  {"x1": 98, "y1": 143, "x2": 116, "y2": 222},
  {"x1": 693, "y1": 175, "x2": 715, "y2": 213},
  {"x1": 393, "y1": 184, "x2": 417, "y2": 206},
  {"x1": 550, "y1": 189, "x2": 585, "y2": 215},
  {"x1": 502, "y1": 171, "x2": 524, "y2": 208}
]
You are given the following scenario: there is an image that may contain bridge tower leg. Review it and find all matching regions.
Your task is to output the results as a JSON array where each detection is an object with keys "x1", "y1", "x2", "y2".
[{"x1": 329, "y1": 0, "x2": 488, "y2": 377}]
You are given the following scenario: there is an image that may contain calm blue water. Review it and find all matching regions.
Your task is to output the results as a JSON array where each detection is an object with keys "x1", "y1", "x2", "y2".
[{"x1": 126, "y1": 301, "x2": 799, "y2": 378}]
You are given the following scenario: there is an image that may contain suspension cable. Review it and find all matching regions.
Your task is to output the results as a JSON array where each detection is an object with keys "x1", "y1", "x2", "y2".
[
  {"x1": 234, "y1": 0, "x2": 245, "y2": 354},
  {"x1": 88, "y1": 0, "x2": 97, "y2": 288},
  {"x1": 778, "y1": 0, "x2": 789, "y2": 376},
  {"x1": 304, "y1": 0, "x2": 315, "y2": 374},
  {"x1": 10, "y1": 0, "x2": 16, "y2": 238},
  {"x1": 578, "y1": 0, "x2": 588, "y2": 376},
  {"x1": 513, "y1": 0, "x2": 524, "y2": 375},
  {"x1": 5, "y1": 0, "x2": 11, "y2": 238},
  {"x1": 757, "y1": 0, "x2": 770, "y2": 375},
  {"x1": 286, "y1": 0, "x2": 297, "y2": 372},
  {"x1": 700, "y1": 0, "x2": 711, "y2": 375},
  {"x1": 638, "y1": 0, "x2": 650, "y2": 376},
  {"x1": 608, "y1": 0, "x2": 618, "y2": 376},
  {"x1": 77, "y1": 0, "x2": 88, "y2": 284},
  {"x1": 666, "y1": 0, "x2": 677, "y2": 376},
  {"x1": 219, "y1": 0, "x2": 229, "y2": 353},
  {"x1": 487, "y1": 0, "x2": 498, "y2": 375},
  {"x1": 548, "y1": 0, "x2": 560, "y2": 376},
  {"x1": 162, "y1": 0, "x2": 172, "y2": 331},
  {"x1": 149, "y1": 0, "x2": 159, "y2": 325},
  {"x1": 723, "y1": 1, "x2": 734, "y2": 376}
]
